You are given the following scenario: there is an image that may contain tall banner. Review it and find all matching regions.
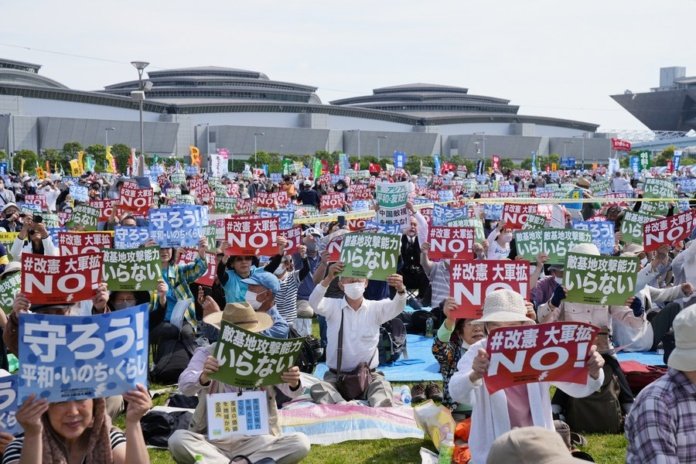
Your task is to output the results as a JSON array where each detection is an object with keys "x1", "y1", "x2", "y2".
[
  {"x1": 393, "y1": 151, "x2": 406, "y2": 169},
  {"x1": 673, "y1": 150, "x2": 682, "y2": 171},
  {"x1": 18, "y1": 304, "x2": 148, "y2": 402},
  {"x1": 339, "y1": 232, "x2": 400, "y2": 281},
  {"x1": 610, "y1": 138, "x2": 632, "y2": 152},
  {"x1": 492, "y1": 155, "x2": 500, "y2": 171},
  {"x1": 564, "y1": 253, "x2": 638, "y2": 305},
  {"x1": 638, "y1": 151, "x2": 651, "y2": 171}
]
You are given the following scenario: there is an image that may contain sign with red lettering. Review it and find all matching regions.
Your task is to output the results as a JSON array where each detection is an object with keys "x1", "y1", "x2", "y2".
[
  {"x1": 24, "y1": 194, "x2": 47, "y2": 211},
  {"x1": 450, "y1": 260, "x2": 530, "y2": 319},
  {"x1": 119, "y1": 182, "x2": 153, "y2": 216},
  {"x1": 484, "y1": 322, "x2": 599, "y2": 394},
  {"x1": 348, "y1": 217, "x2": 367, "y2": 231},
  {"x1": 254, "y1": 192, "x2": 289, "y2": 209},
  {"x1": 611, "y1": 138, "x2": 632, "y2": 152},
  {"x1": 58, "y1": 232, "x2": 112, "y2": 256},
  {"x1": 89, "y1": 199, "x2": 118, "y2": 222},
  {"x1": 320, "y1": 192, "x2": 345, "y2": 211},
  {"x1": 178, "y1": 249, "x2": 217, "y2": 287},
  {"x1": 502, "y1": 203, "x2": 539, "y2": 230},
  {"x1": 642, "y1": 209, "x2": 696, "y2": 252},
  {"x1": 21, "y1": 252, "x2": 103, "y2": 304},
  {"x1": 428, "y1": 227, "x2": 475, "y2": 261},
  {"x1": 280, "y1": 226, "x2": 303, "y2": 253},
  {"x1": 198, "y1": 184, "x2": 214, "y2": 204},
  {"x1": 224, "y1": 217, "x2": 279, "y2": 257},
  {"x1": 346, "y1": 185, "x2": 372, "y2": 202}
]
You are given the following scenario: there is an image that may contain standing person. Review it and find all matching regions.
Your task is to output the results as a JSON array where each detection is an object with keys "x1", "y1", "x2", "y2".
[
  {"x1": 297, "y1": 180, "x2": 320, "y2": 207},
  {"x1": 308, "y1": 262, "x2": 407, "y2": 407},
  {"x1": 486, "y1": 222, "x2": 513, "y2": 260},
  {"x1": 625, "y1": 304, "x2": 696, "y2": 463},
  {"x1": 449, "y1": 289, "x2": 605, "y2": 464},
  {"x1": 0, "y1": 179, "x2": 16, "y2": 208}
]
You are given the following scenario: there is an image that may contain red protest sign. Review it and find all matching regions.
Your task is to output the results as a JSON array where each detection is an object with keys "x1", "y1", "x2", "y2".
[
  {"x1": 178, "y1": 249, "x2": 217, "y2": 287},
  {"x1": 325, "y1": 236, "x2": 343, "y2": 262},
  {"x1": 119, "y1": 182, "x2": 153, "y2": 216},
  {"x1": 484, "y1": 322, "x2": 599, "y2": 394},
  {"x1": 89, "y1": 199, "x2": 118, "y2": 222},
  {"x1": 428, "y1": 227, "x2": 474, "y2": 261},
  {"x1": 188, "y1": 177, "x2": 204, "y2": 193},
  {"x1": 643, "y1": 209, "x2": 696, "y2": 252},
  {"x1": 611, "y1": 138, "x2": 632, "y2": 152},
  {"x1": 24, "y1": 194, "x2": 47, "y2": 211},
  {"x1": 347, "y1": 185, "x2": 372, "y2": 201},
  {"x1": 280, "y1": 226, "x2": 303, "y2": 253},
  {"x1": 320, "y1": 192, "x2": 345, "y2": 211},
  {"x1": 254, "y1": 192, "x2": 289, "y2": 209},
  {"x1": 502, "y1": 203, "x2": 539, "y2": 230},
  {"x1": 449, "y1": 260, "x2": 530, "y2": 319},
  {"x1": 58, "y1": 232, "x2": 112, "y2": 256},
  {"x1": 348, "y1": 218, "x2": 367, "y2": 231},
  {"x1": 224, "y1": 217, "x2": 280, "y2": 257},
  {"x1": 420, "y1": 207, "x2": 433, "y2": 225},
  {"x1": 21, "y1": 252, "x2": 103, "y2": 304},
  {"x1": 198, "y1": 184, "x2": 214, "y2": 204}
]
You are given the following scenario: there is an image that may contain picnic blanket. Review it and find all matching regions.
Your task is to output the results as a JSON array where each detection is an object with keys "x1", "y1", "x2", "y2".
[
  {"x1": 615, "y1": 351, "x2": 665, "y2": 366},
  {"x1": 314, "y1": 334, "x2": 442, "y2": 382},
  {"x1": 279, "y1": 402, "x2": 424, "y2": 445}
]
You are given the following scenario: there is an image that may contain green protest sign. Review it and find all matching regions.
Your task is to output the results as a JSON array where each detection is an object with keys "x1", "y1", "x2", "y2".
[
  {"x1": 376, "y1": 181, "x2": 409, "y2": 226},
  {"x1": 0, "y1": 272, "x2": 20, "y2": 313},
  {"x1": 590, "y1": 180, "x2": 610, "y2": 195},
  {"x1": 339, "y1": 232, "x2": 400, "y2": 281},
  {"x1": 167, "y1": 187, "x2": 182, "y2": 198},
  {"x1": 102, "y1": 247, "x2": 162, "y2": 291},
  {"x1": 67, "y1": 205, "x2": 100, "y2": 231},
  {"x1": 214, "y1": 197, "x2": 237, "y2": 214},
  {"x1": 210, "y1": 321, "x2": 304, "y2": 388},
  {"x1": 641, "y1": 178, "x2": 675, "y2": 216},
  {"x1": 203, "y1": 225, "x2": 217, "y2": 250},
  {"x1": 638, "y1": 151, "x2": 651, "y2": 170},
  {"x1": 171, "y1": 172, "x2": 186, "y2": 185},
  {"x1": 0, "y1": 233, "x2": 18, "y2": 260},
  {"x1": 514, "y1": 229, "x2": 593, "y2": 264},
  {"x1": 564, "y1": 252, "x2": 638, "y2": 305},
  {"x1": 620, "y1": 211, "x2": 656, "y2": 245},
  {"x1": 521, "y1": 213, "x2": 547, "y2": 230},
  {"x1": 42, "y1": 213, "x2": 60, "y2": 229}
]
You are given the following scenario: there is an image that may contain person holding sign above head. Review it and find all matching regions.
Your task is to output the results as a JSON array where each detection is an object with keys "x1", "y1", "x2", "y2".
[
  {"x1": 168, "y1": 302, "x2": 310, "y2": 464},
  {"x1": 0, "y1": 204, "x2": 22, "y2": 233},
  {"x1": 448, "y1": 289, "x2": 605, "y2": 464},
  {"x1": 2, "y1": 385, "x2": 152, "y2": 464},
  {"x1": 308, "y1": 261, "x2": 407, "y2": 407},
  {"x1": 10, "y1": 216, "x2": 58, "y2": 258},
  {"x1": 486, "y1": 221, "x2": 513, "y2": 260}
]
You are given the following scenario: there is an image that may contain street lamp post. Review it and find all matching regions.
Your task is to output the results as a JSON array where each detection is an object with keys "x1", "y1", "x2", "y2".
[
  {"x1": 253, "y1": 132, "x2": 265, "y2": 167},
  {"x1": 130, "y1": 61, "x2": 149, "y2": 163},
  {"x1": 104, "y1": 127, "x2": 115, "y2": 148},
  {"x1": 377, "y1": 135, "x2": 387, "y2": 161},
  {"x1": 573, "y1": 135, "x2": 586, "y2": 169}
]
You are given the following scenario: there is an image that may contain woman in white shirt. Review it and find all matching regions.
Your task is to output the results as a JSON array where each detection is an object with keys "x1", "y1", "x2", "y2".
[
  {"x1": 10, "y1": 219, "x2": 58, "y2": 258},
  {"x1": 486, "y1": 222, "x2": 513, "y2": 260}
]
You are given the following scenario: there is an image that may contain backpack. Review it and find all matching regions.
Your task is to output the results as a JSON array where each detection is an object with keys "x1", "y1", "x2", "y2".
[
  {"x1": 407, "y1": 310, "x2": 438, "y2": 335},
  {"x1": 564, "y1": 363, "x2": 623, "y2": 434},
  {"x1": 378, "y1": 318, "x2": 407, "y2": 365},
  {"x1": 150, "y1": 337, "x2": 196, "y2": 385},
  {"x1": 288, "y1": 326, "x2": 323, "y2": 374},
  {"x1": 140, "y1": 410, "x2": 192, "y2": 447}
]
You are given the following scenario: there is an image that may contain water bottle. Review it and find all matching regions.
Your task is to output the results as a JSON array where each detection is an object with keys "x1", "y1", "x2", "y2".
[
  {"x1": 399, "y1": 385, "x2": 412, "y2": 405},
  {"x1": 438, "y1": 432, "x2": 455, "y2": 464},
  {"x1": 425, "y1": 317, "x2": 434, "y2": 338}
]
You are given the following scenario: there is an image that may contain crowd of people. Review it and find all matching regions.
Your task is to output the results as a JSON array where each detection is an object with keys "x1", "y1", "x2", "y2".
[{"x1": 0, "y1": 158, "x2": 693, "y2": 463}]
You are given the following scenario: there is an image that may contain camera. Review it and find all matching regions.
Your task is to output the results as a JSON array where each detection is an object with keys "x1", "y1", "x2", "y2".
[{"x1": 32, "y1": 214, "x2": 43, "y2": 224}]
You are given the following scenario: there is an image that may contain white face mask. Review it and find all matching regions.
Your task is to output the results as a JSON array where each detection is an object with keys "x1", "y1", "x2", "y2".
[
  {"x1": 554, "y1": 276, "x2": 563, "y2": 285},
  {"x1": 640, "y1": 257, "x2": 648, "y2": 267},
  {"x1": 244, "y1": 290, "x2": 264, "y2": 310},
  {"x1": 343, "y1": 282, "x2": 365, "y2": 300}
]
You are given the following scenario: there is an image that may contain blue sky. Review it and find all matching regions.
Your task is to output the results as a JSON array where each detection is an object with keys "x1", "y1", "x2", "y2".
[{"x1": 3, "y1": 0, "x2": 695, "y2": 130}]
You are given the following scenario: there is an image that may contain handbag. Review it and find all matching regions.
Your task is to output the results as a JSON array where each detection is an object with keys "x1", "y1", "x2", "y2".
[{"x1": 334, "y1": 308, "x2": 372, "y2": 401}]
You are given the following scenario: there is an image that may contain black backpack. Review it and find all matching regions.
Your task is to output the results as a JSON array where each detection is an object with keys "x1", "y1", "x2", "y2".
[
  {"x1": 140, "y1": 410, "x2": 192, "y2": 447},
  {"x1": 407, "y1": 310, "x2": 438, "y2": 335},
  {"x1": 149, "y1": 323, "x2": 197, "y2": 385},
  {"x1": 288, "y1": 326, "x2": 323, "y2": 374},
  {"x1": 378, "y1": 318, "x2": 407, "y2": 365}
]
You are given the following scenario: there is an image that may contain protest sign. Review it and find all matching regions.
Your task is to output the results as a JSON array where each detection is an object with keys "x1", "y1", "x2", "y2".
[
  {"x1": 21, "y1": 252, "x2": 103, "y2": 304},
  {"x1": 67, "y1": 205, "x2": 100, "y2": 231},
  {"x1": 0, "y1": 271, "x2": 21, "y2": 312},
  {"x1": 119, "y1": 182, "x2": 153, "y2": 216},
  {"x1": 432, "y1": 204, "x2": 469, "y2": 226},
  {"x1": 89, "y1": 199, "x2": 118, "y2": 223},
  {"x1": 18, "y1": 304, "x2": 148, "y2": 402},
  {"x1": 0, "y1": 375, "x2": 20, "y2": 434},
  {"x1": 149, "y1": 205, "x2": 208, "y2": 248},
  {"x1": 427, "y1": 226, "x2": 474, "y2": 261},
  {"x1": 58, "y1": 232, "x2": 112, "y2": 256},
  {"x1": 642, "y1": 209, "x2": 696, "y2": 252},
  {"x1": 564, "y1": 252, "x2": 638, "y2": 305},
  {"x1": 502, "y1": 203, "x2": 539, "y2": 229},
  {"x1": 522, "y1": 213, "x2": 547, "y2": 230},
  {"x1": 258, "y1": 209, "x2": 295, "y2": 230},
  {"x1": 24, "y1": 195, "x2": 47, "y2": 211},
  {"x1": 320, "y1": 192, "x2": 345, "y2": 211},
  {"x1": 376, "y1": 181, "x2": 409, "y2": 227},
  {"x1": 640, "y1": 178, "x2": 675, "y2": 216},
  {"x1": 0, "y1": 232, "x2": 18, "y2": 258},
  {"x1": 514, "y1": 229, "x2": 593, "y2": 264},
  {"x1": 620, "y1": 211, "x2": 656, "y2": 245},
  {"x1": 450, "y1": 260, "x2": 530, "y2": 319},
  {"x1": 214, "y1": 196, "x2": 237, "y2": 214},
  {"x1": 69, "y1": 184, "x2": 89, "y2": 203},
  {"x1": 590, "y1": 180, "x2": 610, "y2": 195},
  {"x1": 255, "y1": 192, "x2": 289, "y2": 209},
  {"x1": 114, "y1": 226, "x2": 149, "y2": 249},
  {"x1": 103, "y1": 247, "x2": 161, "y2": 291},
  {"x1": 178, "y1": 249, "x2": 217, "y2": 287},
  {"x1": 280, "y1": 226, "x2": 303, "y2": 253},
  {"x1": 447, "y1": 218, "x2": 485, "y2": 242},
  {"x1": 321, "y1": 230, "x2": 348, "y2": 262},
  {"x1": 224, "y1": 217, "x2": 280, "y2": 257},
  {"x1": 207, "y1": 391, "x2": 269, "y2": 440},
  {"x1": 483, "y1": 203, "x2": 503, "y2": 221},
  {"x1": 210, "y1": 321, "x2": 304, "y2": 388},
  {"x1": 484, "y1": 322, "x2": 599, "y2": 394},
  {"x1": 339, "y1": 232, "x2": 400, "y2": 280},
  {"x1": 572, "y1": 220, "x2": 615, "y2": 255}
]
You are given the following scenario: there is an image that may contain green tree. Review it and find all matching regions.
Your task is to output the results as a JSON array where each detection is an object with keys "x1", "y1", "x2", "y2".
[
  {"x1": 13, "y1": 149, "x2": 38, "y2": 174},
  {"x1": 499, "y1": 158, "x2": 516, "y2": 170},
  {"x1": 111, "y1": 143, "x2": 131, "y2": 174},
  {"x1": 85, "y1": 144, "x2": 107, "y2": 172},
  {"x1": 520, "y1": 158, "x2": 533, "y2": 170},
  {"x1": 61, "y1": 141, "x2": 84, "y2": 161},
  {"x1": 0, "y1": 150, "x2": 6, "y2": 161},
  {"x1": 654, "y1": 146, "x2": 675, "y2": 166},
  {"x1": 42, "y1": 148, "x2": 64, "y2": 173}
]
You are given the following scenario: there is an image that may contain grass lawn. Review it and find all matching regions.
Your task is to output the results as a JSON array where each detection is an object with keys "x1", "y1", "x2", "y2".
[{"x1": 140, "y1": 320, "x2": 629, "y2": 463}]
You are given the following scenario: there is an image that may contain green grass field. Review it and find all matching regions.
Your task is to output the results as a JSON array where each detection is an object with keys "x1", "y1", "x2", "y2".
[{"x1": 138, "y1": 320, "x2": 628, "y2": 463}]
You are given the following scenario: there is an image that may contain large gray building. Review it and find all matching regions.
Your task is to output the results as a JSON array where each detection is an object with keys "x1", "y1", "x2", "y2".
[{"x1": 0, "y1": 57, "x2": 612, "y2": 165}]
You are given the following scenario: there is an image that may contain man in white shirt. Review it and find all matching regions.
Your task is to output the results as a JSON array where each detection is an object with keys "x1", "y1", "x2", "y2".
[
  {"x1": 308, "y1": 261, "x2": 406, "y2": 407},
  {"x1": 0, "y1": 178, "x2": 15, "y2": 207}
]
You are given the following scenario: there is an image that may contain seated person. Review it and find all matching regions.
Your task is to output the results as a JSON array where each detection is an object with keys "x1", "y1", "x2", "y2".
[
  {"x1": 3, "y1": 385, "x2": 151, "y2": 464},
  {"x1": 308, "y1": 262, "x2": 406, "y2": 407},
  {"x1": 168, "y1": 302, "x2": 310, "y2": 464},
  {"x1": 240, "y1": 271, "x2": 289, "y2": 339},
  {"x1": 432, "y1": 298, "x2": 485, "y2": 420}
]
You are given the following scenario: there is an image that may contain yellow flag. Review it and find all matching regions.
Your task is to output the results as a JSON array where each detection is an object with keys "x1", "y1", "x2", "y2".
[
  {"x1": 20, "y1": 159, "x2": 25, "y2": 175},
  {"x1": 36, "y1": 167, "x2": 46, "y2": 180},
  {"x1": 69, "y1": 159, "x2": 81, "y2": 177},
  {"x1": 77, "y1": 151, "x2": 85, "y2": 174},
  {"x1": 190, "y1": 146, "x2": 201, "y2": 167},
  {"x1": 105, "y1": 146, "x2": 115, "y2": 174}
]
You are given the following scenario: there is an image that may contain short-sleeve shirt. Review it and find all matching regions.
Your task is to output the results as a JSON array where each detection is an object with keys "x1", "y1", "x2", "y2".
[{"x1": 2, "y1": 429, "x2": 126, "y2": 464}]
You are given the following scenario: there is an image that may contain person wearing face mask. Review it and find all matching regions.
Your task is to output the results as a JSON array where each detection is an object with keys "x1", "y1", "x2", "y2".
[
  {"x1": 263, "y1": 245, "x2": 309, "y2": 329},
  {"x1": 0, "y1": 179, "x2": 16, "y2": 208},
  {"x1": 530, "y1": 260, "x2": 564, "y2": 310},
  {"x1": 308, "y1": 262, "x2": 407, "y2": 407},
  {"x1": 293, "y1": 228, "x2": 323, "y2": 337},
  {"x1": 486, "y1": 222, "x2": 513, "y2": 260},
  {"x1": 240, "y1": 271, "x2": 289, "y2": 339},
  {"x1": 636, "y1": 245, "x2": 673, "y2": 290}
]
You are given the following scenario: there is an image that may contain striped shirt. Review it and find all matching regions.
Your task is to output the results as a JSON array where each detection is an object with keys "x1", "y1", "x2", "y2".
[
  {"x1": 162, "y1": 256, "x2": 208, "y2": 330},
  {"x1": 2, "y1": 429, "x2": 126, "y2": 464},
  {"x1": 429, "y1": 261, "x2": 451, "y2": 309},
  {"x1": 276, "y1": 270, "x2": 301, "y2": 325}
]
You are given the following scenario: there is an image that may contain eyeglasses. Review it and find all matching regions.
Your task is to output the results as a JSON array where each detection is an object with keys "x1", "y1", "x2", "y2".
[{"x1": 114, "y1": 298, "x2": 137, "y2": 305}]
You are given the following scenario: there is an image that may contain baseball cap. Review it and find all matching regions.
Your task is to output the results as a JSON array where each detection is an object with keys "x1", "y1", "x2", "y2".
[
  {"x1": 241, "y1": 271, "x2": 281, "y2": 296},
  {"x1": 667, "y1": 304, "x2": 696, "y2": 372},
  {"x1": 304, "y1": 227, "x2": 323, "y2": 238},
  {"x1": 487, "y1": 427, "x2": 588, "y2": 464}
]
